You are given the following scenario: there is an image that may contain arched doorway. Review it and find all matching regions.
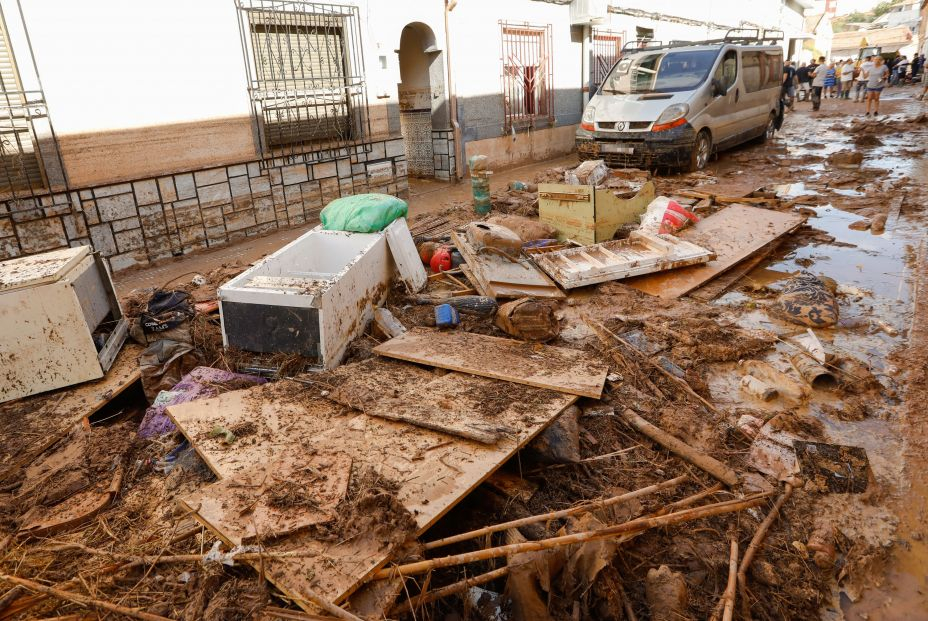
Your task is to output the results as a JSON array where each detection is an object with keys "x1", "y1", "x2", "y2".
[{"x1": 397, "y1": 22, "x2": 447, "y2": 179}]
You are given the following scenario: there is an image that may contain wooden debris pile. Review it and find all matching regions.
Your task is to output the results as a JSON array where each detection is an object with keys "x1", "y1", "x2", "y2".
[{"x1": 0, "y1": 160, "x2": 889, "y2": 621}]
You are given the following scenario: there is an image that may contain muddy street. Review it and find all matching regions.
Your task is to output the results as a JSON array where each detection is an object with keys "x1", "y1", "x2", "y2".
[{"x1": 683, "y1": 85, "x2": 928, "y2": 620}]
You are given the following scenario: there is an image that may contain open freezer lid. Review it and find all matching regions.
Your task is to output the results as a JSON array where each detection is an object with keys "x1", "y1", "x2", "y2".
[{"x1": 0, "y1": 246, "x2": 91, "y2": 292}]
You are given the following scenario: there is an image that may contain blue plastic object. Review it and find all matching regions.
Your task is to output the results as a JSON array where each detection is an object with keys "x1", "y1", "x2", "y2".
[{"x1": 434, "y1": 304, "x2": 461, "y2": 328}]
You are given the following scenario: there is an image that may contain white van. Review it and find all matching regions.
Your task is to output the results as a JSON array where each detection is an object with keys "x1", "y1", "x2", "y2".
[{"x1": 577, "y1": 32, "x2": 784, "y2": 171}]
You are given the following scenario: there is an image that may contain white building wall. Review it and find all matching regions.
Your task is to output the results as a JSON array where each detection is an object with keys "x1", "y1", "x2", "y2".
[{"x1": 0, "y1": 0, "x2": 815, "y2": 188}]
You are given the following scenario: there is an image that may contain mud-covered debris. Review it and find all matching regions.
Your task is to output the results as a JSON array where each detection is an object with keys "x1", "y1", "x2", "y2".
[
  {"x1": 827, "y1": 150, "x2": 864, "y2": 168},
  {"x1": 794, "y1": 441, "x2": 870, "y2": 494},
  {"x1": 645, "y1": 565, "x2": 689, "y2": 621},
  {"x1": 525, "y1": 404, "x2": 581, "y2": 464},
  {"x1": 495, "y1": 297, "x2": 560, "y2": 342},
  {"x1": 806, "y1": 519, "x2": 838, "y2": 569},
  {"x1": 772, "y1": 272, "x2": 840, "y2": 328}
]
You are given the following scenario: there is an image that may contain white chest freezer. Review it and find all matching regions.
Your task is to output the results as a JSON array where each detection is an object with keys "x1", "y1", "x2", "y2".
[
  {"x1": 218, "y1": 226, "x2": 394, "y2": 370},
  {"x1": 0, "y1": 246, "x2": 128, "y2": 403}
]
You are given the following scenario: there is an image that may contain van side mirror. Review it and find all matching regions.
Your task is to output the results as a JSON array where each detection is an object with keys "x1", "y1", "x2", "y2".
[{"x1": 711, "y1": 79, "x2": 724, "y2": 97}]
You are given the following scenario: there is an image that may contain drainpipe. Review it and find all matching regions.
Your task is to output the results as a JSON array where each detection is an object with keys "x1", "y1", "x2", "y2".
[
  {"x1": 444, "y1": 0, "x2": 465, "y2": 180},
  {"x1": 581, "y1": 23, "x2": 591, "y2": 107}
]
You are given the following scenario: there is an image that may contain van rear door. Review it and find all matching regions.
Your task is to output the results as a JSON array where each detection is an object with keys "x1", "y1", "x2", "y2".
[{"x1": 740, "y1": 49, "x2": 781, "y2": 138}]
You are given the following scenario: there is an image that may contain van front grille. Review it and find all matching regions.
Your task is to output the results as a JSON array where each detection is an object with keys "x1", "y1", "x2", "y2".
[{"x1": 596, "y1": 121, "x2": 652, "y2": 130}]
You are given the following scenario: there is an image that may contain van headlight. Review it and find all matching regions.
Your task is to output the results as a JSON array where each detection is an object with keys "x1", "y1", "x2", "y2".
[
  {"x1": 580, "y1": 106, "x2": 596, "y2": 131},
  {"x1": 653, "y1": 103, "x2": 690, "y2": 131}
]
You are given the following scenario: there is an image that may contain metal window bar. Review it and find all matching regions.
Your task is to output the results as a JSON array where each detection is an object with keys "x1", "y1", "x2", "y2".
[
  {"x1": 591, "y1": 29, "x2": 624, "y2": 94},
  {"x1": 235, "y1": 0, "x2": 370, "y2": 166},
  {"x1": 0, "y1": 1, "x2": 68, "y2": 203},
  {"x1": 500, "y1": 22, "x2": 554, "y2": 132}
]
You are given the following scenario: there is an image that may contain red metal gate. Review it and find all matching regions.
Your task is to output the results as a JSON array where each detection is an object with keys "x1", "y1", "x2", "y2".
[
  {"x1": 500, "y1": 21, "x2": 554, "y2": 132},
  {"x1": 591, "y1": 29, "x2": 624, "y2": 93}
]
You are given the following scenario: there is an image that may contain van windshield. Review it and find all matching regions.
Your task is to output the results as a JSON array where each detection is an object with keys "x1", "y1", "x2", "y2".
[{"x1": 602, "y1": 49, "x2": 721, "y2": 94}]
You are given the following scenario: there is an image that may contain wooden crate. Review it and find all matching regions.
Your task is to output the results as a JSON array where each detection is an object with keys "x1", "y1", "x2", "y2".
[
  {"x1": 538, "y1": 180, "x2": 655, "y2": 245},
  {"x1": 532, "y1": 231, "x2": 715, "y2": 289}
]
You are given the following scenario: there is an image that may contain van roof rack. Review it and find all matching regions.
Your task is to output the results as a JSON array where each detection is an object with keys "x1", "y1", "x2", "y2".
[
  {"x1": 622, "y1": 39, "x2": 663, "y2": 52},
  {"x1": 620, "y1": 29, "x2": 784, "y2": 54}
]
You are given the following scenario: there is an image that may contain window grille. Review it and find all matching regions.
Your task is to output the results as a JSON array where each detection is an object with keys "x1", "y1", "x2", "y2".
[
  {"x1": 591, "y1": 29, "x2": 623, "y2": 93},
  {"x1": 0, "y1": 4, "x2": 50, "y2": 198},
  {"x1": 236, "y1": 0, "x2": 370, "y2": 164},
  {"x1": 500, "y1": 22, "x2": 554, "y2": 132}
]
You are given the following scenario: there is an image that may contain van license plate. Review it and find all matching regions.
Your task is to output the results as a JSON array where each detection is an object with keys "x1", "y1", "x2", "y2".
[{"x1": 600, "y1": 144, "x2": 633, "y2": 154}]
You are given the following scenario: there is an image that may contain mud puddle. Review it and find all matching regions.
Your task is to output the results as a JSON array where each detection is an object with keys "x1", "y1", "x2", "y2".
[{"x1": 707, "y1": 201, "x2": 924, "y2": 618}]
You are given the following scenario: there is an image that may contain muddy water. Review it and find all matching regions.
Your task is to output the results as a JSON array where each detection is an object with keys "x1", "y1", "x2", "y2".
[
  {"x1": 704, "y1": 88, "x2": 928, "y2": 619},
  {"x1": 710, "y1": 201, "x2": 913, "y2": 463}
]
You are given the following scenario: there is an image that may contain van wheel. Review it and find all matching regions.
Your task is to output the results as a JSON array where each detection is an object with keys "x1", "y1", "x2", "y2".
[
  {"x1": 689, "y1": 130, "x2": 712, "y2": 171},
  {"x1": 759, "y1": 112, "x2": 777, "y2": 143}
]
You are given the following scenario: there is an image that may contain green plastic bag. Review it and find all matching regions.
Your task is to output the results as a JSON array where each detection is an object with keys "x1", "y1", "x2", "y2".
[{"x1": 320, "y1": 193, "x2": 408, "y2": 233}]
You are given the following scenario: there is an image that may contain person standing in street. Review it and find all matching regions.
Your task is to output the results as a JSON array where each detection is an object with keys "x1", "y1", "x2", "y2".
[
  {"x1": 865, "y1": 56, "x2": 889, "y2": 116},
  {"x1": 824, "y1": 62, "x2": 837, "y2": 97},
  {"x1": 856, "y1": 55, "x2": 873, "y2": 102},
  {"x1": 783, "y1": 60, "x2": 797, "y2": 109},
  {"x1": 810, "y1": 56, "x2": 827, "y2": 111},
  {"x1": 796, "y1": 62, "x2": 811, "y2": 101},
  {"x1": 887, "y1": 53, "x2": 900, "y2": 86},
  {"x1": 894, "y1": 55, "x2": 909, "y2": 85},
  {"x1": 840, "y1": 59, "x2": 855, "y2": 99}
]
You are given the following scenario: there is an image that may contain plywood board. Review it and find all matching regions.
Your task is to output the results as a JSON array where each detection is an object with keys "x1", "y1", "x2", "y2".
[
  {"x1": 688, "y1": 240, "x2": 779, "y2": 302},
  {"x1": 532, "y1": 230, "x2": 714, "y2": 289},
  {"x1": 332, "y1": 371, "x2": 524, "y2": 444},
  {"x1": 322, "y1": 356, "x2": 436, "y2": 402},
  {"x1": 451, "y1": 231, "x2": 565, "y2": 299},
  {"x1": 167, "y1": 371, "x2": 576, "y2": 608},
  {"x1": 458, "y1": 264, "x2": 489, "y2": 296},
  {"x1": 384, "y1": 217, "x2": 427, "y2": 293},
  {"x1": 625, "y1": 205, "x2": 806, "y2": 299},
  {"x1": 373, "y1": 328, "x2": 607, "y2": 398},
  {"x1": 0, "y1": 343, "x2": 142, "y2": 471},
  {"x1": 180, "y1": 451, "x2": 352, "y2": 544}
]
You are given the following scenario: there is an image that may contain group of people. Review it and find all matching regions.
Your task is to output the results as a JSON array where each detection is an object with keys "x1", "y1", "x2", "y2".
[
  {"x1": 887, "y1": 53, "x2": 925, "y2": 86},
  {"x1": 783, "y1": 54, "x2": 911, "y2": 117}
]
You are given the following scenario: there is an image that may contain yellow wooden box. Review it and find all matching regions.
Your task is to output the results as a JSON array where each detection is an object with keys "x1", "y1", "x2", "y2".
[{"x1": 538, "y1": 180, "x2": 656, "y2": 245}]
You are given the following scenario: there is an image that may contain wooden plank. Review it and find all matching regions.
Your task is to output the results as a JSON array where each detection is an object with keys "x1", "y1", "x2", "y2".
[
  {"x1": 688, "y1": 240, "x2": 778, "y2": 302},
  {"x1": 0, "y1": 343, "x2": 142, "y2": 474},
  {"x1": 625, "y1": 205, "x2": 806, "y2": 299},
  {"x1": 322, "y1": 356, "x2": 435, "y2": 402},
  {"x1": 384, "y1": 218, "x2": 427, "y2": 293},
  {"x1": 457, "y1": 264, "x2": 489, "y2": 296},
  {"x1": 373, "y1": 328, "x2": 607, "y2": 398},
  {"x1": 180, "y1": 451, "x2": 352, "y2": 545},
  {"x1": 333, "y1": 372, "x2": 523, "y2": 444},
  {"x1": 451, "y1": 231, "x2": 564, "y2": 300},
  {"x1": 167, "y1": 368, "x2": 576, "y2": 608},
  {"x1": 884, "y1": 195, "x2": 905, "y2": 235},
  {"x1": 532, "y1": 231, "x2": 714, "y2": 289}
]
